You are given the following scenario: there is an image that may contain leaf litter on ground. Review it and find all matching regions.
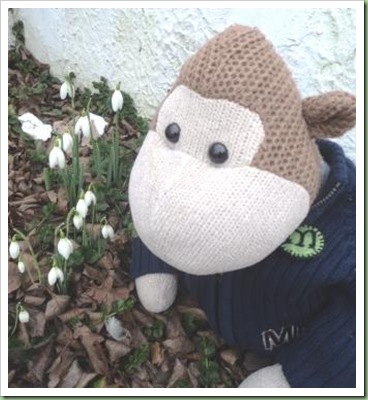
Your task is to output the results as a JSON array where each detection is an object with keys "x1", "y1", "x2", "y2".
[{"x1": 7, "y1": 36, "x2": 271, "y2": 389}]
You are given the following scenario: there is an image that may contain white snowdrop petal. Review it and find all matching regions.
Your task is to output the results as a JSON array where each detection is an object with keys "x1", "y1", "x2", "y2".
[
  {"x1": 102, "y1": 224, "x2": 114, "y2": 239},
  {"x1": 17, "y1": 261, "x2": 25, "y2": 273},
  {"x1": 112, "y1": 90, "x2": 124, "y2": 112},
  {"x1": 56, "y1": 267, "x2": 65, "y2": 283},
  {"x1": 19, "y1": 310, "x2": 30, "y2": 323},
  {"x1": 9, "y1": 241, "x2": 20, "y2": 260},
  {"x1": 60, "y1": 82, "x2": 68, "y2": 100},
  {"x1": 105, "y1": 316, "x2": 125, "y2": 341},
  {"x1": 48, "y1": 267, "x2": 58, "y2": 285},
  {"x1": 84, "y1": 191, "x2": 96, "y2": 207},
  {"x1": 89, "y1": 113, "x2": 108, "y2": 137},
  {"x1": 62, "y1": 132, "x2": 73, "y2": 154},
  {"x1": 76, "y1": 199, "x2": 88, "y2": 218},
  {"x1": 73, "y1": 213, "x2": 83, "y2": 230},
  {"x1": 81, "y1": 116, "x2": 91, "y2": 138},
  {"x1": 49, "y1": 147, "x2": 66, "y2": 169},
  {"x1": 58, "y1": 237, "x2": 73, "y2": 260},
  {"x1": 74, "y1": 117, "x2": 83, "y2": 135}
]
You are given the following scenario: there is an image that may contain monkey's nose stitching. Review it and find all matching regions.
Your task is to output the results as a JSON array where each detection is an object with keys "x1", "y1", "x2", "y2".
[{"x1": 208, "y1": 142, "x2": 229, "y2": 164}]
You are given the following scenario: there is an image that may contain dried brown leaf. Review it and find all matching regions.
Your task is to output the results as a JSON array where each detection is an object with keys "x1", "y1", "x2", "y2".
[
  {"x1": 167, "y1": 358, "x2": 187, "y2": 388},
  {"x1": 188, "y1": 362, "x2": 201, "y2": 388},
  {"x1": 83, "y1": 275, "x2": 129, "y2": 310},
  {"x1": 8, "y1": 369, "x2": 16, "y2": 385},
  {"x1": 56, "y1": 186, "x2": 68, "y2": 214},
  {"x1": 45, "y1": 295, "x2": 70, "y2": 320},
  {"x1": 24, "y1": 295, "x2": 45, "y2": 306},
  {"x1": 58, "y1": 307, "x2": 85, "y2": 323},
  {"x1": 17, "y1": 321, "x2": 30, "y2": 347},
  {"x1": 32, "y1": 342, "x2": 53, "y2": 382},
  {"x1": 8, "y1": 262, "x2": 21, "y2": 293},
  {"x1": 96, "y1": 254, "x2": 114, "y2": 270},
  {"x1": 165, "y1": 311, "x2": 186, "y2": 339},
  {"x1": 60, "y1": 359, "x2": 83, "y2": 388},
  {"x1": 150, "y1": 342, "x2": 164, "y2": 366},
  {"x1": 74, "y1": 325, "x2": 109, "y2": 377},
  {"x1": 105, "y1": 339, "x2": 131, "y2": 363},
  {"x1": 176, "y1": 305, "x2": 208, "y2": 321},
  {"x1": 162, "y1": 336, "x2": 195, "y2": 355},
  {"x1": 132, "y1": 309, "x2": 155, "y2": 327},
  {"x1": 55, "y1": 325, "x2": 81, "y2": 350},
  {"x1": 46, "y1": 190, "x2": 58, "y2": 203},
  {"x1": 28, "y1": 310, "x2": 46, "y2": 337},
  {"x1": 76, "y1": 372, "x2": 98, "y2": 388},
  {"x1": 220, "y1": 348, "x2": 239, "y2": 366},
  {"x1": 83, "y1": 265, "x2": 107, "y2": 284},
  {"x1": 47, "y1": 348, "x2": 75, "y2": 388}
]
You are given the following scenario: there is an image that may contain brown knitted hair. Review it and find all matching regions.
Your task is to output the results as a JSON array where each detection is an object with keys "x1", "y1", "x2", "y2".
[{"x1": 151, "y1": 25, "x2": 356, "y2": 202}]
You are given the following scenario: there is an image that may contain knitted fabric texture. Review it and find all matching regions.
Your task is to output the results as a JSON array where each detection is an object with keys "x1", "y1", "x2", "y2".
[
  {"x1": 129, "y1": 127, "x2": 310, "y2": 274},
  {"x1": 149, "y1": 25, "x2": 342, "y2": 202},
  {"x1": 130, "y1": 140, "x2": 356, "y2": 388}
]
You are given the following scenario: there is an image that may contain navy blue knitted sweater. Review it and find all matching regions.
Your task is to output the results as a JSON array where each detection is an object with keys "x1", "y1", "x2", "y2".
[{"x1": 130, "y1": 140, "x2": 356, "y2": 388}]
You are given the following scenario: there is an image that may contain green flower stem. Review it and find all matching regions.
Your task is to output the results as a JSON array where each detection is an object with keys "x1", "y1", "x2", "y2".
[
  {"x1": 65, "y1": 207, "x2": 75, "y2": 238},
  {"x1": 90, "y1": 203, "x2": 96, "y2": 246},
  {"x1": 54, "y1": 222, "x2": 65, "y2": 249},
  {"x1": 113, "y1": 113, "x2": 120, "y2": 185},
  {"x1": 9, "y1": 303, "x2": 21, "y2": 337},
  {"x1": 13, "y1": 228, "x2": 42, "y2": 284},
  {"x1": 82, "y1": 220, "x2": 87, "y2": 247}
]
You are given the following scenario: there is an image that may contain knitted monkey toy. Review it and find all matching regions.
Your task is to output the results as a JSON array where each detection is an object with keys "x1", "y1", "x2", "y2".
[{"x1": 128, "y1": 25, "x2": 356, "y2": 388}]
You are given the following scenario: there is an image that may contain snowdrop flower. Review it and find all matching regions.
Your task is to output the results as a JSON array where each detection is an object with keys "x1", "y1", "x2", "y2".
[
  {"x1": 60, "y1": 80, "x2": 74, "y2": 100},
  {"x1": 76, "y1": 198, "x2": 88, "y2": 218},
  {"x1": 58, "y1": 236, "x2": 73, "y2": 260},
  {"x1": 75, "y1": 113, "x2": 107, "y2": 139},
  {"x1": 105, "y1": 316, "x2": 127, "y2": 341},
  {"x1": 90, "y1": 113, "x2": 108, "y2": 138},
  {"x1": 75, "y1": 115, "x2": 90, "y2": 138},
  {"x1": 112, "y1": 87, "x2": 124, "y2": 112},
  {"x1": 19, "y1": 308, "x2": 30, "y2": 323},
  {"x1": 61, "y1": 132, "x2": 73, "y2": 154},
  {"x1": 9, "y1": 239, "x2": 20, "y2": 260},
  {"x1": 49, "y1": 140, "x2": 66, "y2": 169},
  {"x1": 101, "y1": 224, "x2": 114, "y2": 240},
  {"x1": 73, "y1": 212, "x2": 83, "y2": 230},
  {"x1": 48, "y1": 266, "x2": 64, "y2": 286},
  {"x1": 84, "y1": 190, "x2": 96, "y2": 207},
  {"x1": 18, "y1": 112, "x2": 52, "y2": 141},
  {"x1": 17, "y1": 260, "x2": 26, "y2": 274}
]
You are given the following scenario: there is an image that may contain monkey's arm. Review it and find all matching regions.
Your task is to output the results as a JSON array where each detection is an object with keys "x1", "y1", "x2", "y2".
[
  {"x1": 135, "y1": 273, "x2": 178, "y2": 313},
  {"x1": 130, "y1": 237, "x2": 178, "y2": 313}
]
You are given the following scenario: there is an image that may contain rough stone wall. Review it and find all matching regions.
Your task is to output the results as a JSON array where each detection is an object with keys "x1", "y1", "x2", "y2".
[{"x1": 8, "y1": 8, "x2": 356, "y2": 161}]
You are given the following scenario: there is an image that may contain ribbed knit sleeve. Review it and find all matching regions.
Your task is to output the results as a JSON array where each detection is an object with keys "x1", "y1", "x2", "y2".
[
  {"x1": 130, "y1": 237, "x2": 176, "y2": 279},
  {"x1": 277, "y1": 258, "x2": 356, "y2": 388}
]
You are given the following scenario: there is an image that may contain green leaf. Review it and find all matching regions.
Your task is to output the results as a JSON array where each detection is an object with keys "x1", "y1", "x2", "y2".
[{"x1": 67, "y1": 247, "x2": 86, "y2": 267}]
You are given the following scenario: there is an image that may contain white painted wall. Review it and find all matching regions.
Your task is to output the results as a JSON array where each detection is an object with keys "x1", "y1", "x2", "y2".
[{"x1": 9, "y1": 7, "x2": 356, "y2": 160}]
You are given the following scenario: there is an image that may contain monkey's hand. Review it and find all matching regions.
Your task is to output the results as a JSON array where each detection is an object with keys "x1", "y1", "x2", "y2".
[
  {"x1": 135, "y1": 273, "x2": 178, "y2": 313},
  {"x1": 239, "y1": 364, "x2": 290, "y2": 388}
]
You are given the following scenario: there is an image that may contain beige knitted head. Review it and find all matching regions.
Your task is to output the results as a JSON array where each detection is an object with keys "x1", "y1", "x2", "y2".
[{"x1": 129, "y1": 25, "x2": 356, "y2": 275}]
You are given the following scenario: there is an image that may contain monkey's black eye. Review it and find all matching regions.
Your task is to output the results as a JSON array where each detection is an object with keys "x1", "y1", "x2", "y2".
[
  {"x1": 208, "y1": 142, "x2": 229, "y2": 164},
  {"x1": 165, "y1": 123, "x2": 180, "y2": 143}
]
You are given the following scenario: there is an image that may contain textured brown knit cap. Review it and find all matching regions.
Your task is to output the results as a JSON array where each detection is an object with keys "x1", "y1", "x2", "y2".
[{"x1": 153, "y1": 25, "x2": 356, "y2": 202}]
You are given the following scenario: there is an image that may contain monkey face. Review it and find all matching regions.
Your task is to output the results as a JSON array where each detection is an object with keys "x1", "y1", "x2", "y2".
[{"x1": 129, "y1": 85, "x2": 310, "y2": 275}]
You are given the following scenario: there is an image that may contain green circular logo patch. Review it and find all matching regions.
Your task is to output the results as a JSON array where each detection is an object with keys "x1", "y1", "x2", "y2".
[{"x1": 281, "y1": 225, "x2": 324, "y2": 258}]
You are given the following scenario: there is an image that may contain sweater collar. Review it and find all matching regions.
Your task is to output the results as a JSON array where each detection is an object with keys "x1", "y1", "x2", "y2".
[{"x1": 309, "y1": 139, "x2": 349, "y2": 218}]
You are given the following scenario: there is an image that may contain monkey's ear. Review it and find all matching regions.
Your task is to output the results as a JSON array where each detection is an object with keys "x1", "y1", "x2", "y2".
[{"x1": 302, "y1": 91, "x2": 356, "y2": 139}]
